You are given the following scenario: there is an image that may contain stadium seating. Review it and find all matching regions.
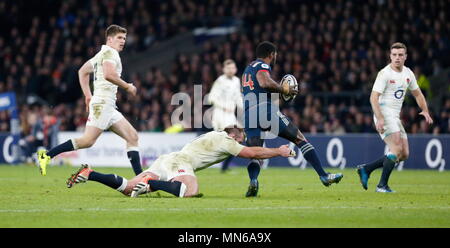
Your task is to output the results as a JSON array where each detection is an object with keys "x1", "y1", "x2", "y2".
[{"x1": 0, "y1": 0, "x2": 448, "y2": 137}]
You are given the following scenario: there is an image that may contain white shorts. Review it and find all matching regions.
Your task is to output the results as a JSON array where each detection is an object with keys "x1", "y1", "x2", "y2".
[
  {"x1": 86, "y1": 96, "x2": 124, "y2": 130},
  {"x1": 374, "y1": 111, "x2": 407, "y2": 140},
  {"x1": 144, "y1": 153, "x2": 196, "y2": 181},
  {"x1": 212, "y1": 108, "x2": 237, "y2": 131}
]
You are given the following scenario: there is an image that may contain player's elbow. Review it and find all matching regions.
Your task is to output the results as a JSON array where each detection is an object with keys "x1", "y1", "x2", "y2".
[
  {"x1": 78, "y1": 68, "x2": 89, "y2": 78},
  {"x1": 104, "y1": 72, "x2": 115, "y2": 82}
]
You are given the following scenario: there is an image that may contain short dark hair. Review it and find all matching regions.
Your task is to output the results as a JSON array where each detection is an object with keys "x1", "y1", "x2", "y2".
[
  {"x1": 105, "y1": 24, "x2": 127, "y2": 39},
  {"x1": 256, "y1": 41, "x2": 277, "y2": 58},
  {"x1": 223, "y1": 59, "x2": 235, "y2": 67},
  {"x1": 390, "y1": 42, "x2": 407, "y2": 53},
  {"x1": 224, "y1": 126, "x2": 244, "y2": 136}
]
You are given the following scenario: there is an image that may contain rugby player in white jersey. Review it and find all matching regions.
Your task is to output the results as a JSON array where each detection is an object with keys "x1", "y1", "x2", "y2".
[
  {"x1": 66, "y1": 127, "x2": 295, "y2": 198},
  {"x1": 207, "y1": 59, "x2": 243, "y2": 172},
  {"x1": 37, "y1": 25, "x2": 143, "y2": 176},
  {"x1": 356, "y1": 42, "x2": 433, "y2": 193}
]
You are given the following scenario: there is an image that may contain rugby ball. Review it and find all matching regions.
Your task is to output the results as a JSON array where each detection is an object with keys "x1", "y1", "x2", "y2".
[{"x1": 280, "y1": 74, "x2": 298, "y2": 101}]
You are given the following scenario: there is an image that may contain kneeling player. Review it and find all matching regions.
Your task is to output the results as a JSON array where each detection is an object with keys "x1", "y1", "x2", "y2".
[{"x1": 66, "y1": 127, "x2": 295, "y2": 197}]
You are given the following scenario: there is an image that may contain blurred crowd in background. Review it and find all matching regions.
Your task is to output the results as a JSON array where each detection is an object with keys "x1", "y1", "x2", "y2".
[{"x1": 0, "y1": 0, "x2": 449, "y2": 149}]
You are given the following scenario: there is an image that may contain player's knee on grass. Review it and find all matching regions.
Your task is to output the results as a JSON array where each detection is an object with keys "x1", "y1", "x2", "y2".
[
  {"x1": 171, "y1": 175, "x2": 198, "y2": 197},
  {"x1": 183, "y1": 183, "x2": 199, "y2": 197}
]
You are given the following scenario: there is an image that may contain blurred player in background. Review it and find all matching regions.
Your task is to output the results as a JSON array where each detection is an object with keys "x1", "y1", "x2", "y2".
[
  {"x1": 37, "y1": 25, "x2": 143, "y2": 176},
  {"x1": 66, "y1": 127, "x2": 295, "y2": 198},
  {"x1": 242, "y1": 41, "x2": 343, "y2": 197},
  {"x1": 208, "y1": 59, "x2": 243, "y2": 172},
  {"x1": 357, "y1": 42, "x2": 433, "y2": 193}
]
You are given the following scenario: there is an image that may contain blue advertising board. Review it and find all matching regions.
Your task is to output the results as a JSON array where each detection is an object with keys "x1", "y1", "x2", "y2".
[
  {"x1": 231, "y1": 134, "x2": 449, "y2": 171},
  {"x1": 0, "y1": 92, "x2": 20, "y2": 164}
]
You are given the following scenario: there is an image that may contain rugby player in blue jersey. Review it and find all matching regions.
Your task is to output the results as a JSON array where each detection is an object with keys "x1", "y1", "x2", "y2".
[{"x1": 242, "y1": 41, "x2": 343, "y2": 197}]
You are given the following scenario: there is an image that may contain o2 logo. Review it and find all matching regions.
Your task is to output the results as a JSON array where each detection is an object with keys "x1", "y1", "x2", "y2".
[
  {"x1": 288, "y1": 138, "x2": 347, "y2": 169},
  {"x1": 394, "y1": 89, "x2": 404, "y2": 99},
  {"x1": 2, "y1": 135, "x2": 18, "y2": 164},
  {"x1": 326, "y1": 138, "x2": 346, "y2": 169},
  {"x1": 288, "y1": 143, "x2": 307, "y2": 169},
  {"x1": 425, "y1": 139, "x2": 446, "y2": 172}
]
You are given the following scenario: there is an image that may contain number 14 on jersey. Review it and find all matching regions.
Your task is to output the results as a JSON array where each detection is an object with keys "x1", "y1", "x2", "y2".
[{"x1": 242, "y1": 74, "x2": 254, "y2": 90}]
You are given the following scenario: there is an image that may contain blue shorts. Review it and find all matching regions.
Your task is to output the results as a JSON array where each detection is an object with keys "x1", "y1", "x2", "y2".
[{"x1": 244, "y1": 103, "x2": 292, "y2": 139}]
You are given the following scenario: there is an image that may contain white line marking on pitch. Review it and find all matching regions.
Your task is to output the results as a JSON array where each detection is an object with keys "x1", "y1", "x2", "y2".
[{"x1": 1, "y1": 205, "x2": 450, "y2": 213}]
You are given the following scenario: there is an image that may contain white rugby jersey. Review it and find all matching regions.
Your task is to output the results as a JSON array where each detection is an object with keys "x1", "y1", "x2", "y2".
[
  {"x1": 166, "y1": 131, "x2": 245, "y2": 172},
  {"x1": 208, "y1": 74, "x2": 243, "y2": 112},
  {"x1": 372, "y1": 64, "x2": 419, "y2": 116},
  {"x1": 88, "y1": 45, "x2": 122, "y2": 101}
]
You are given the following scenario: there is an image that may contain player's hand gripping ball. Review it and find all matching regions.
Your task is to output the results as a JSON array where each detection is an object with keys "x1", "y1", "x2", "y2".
[{"x1": 280, "y1": 74, "x2": 298, "y2": 102}]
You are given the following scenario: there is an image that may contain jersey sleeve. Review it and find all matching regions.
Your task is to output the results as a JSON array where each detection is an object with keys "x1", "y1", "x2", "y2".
[
  {"x1": 407, "y1": 70, "x2": 419, "y2": 91},
  {"x1": 220, "y1": 134, "x2": 245, "y2": 156},
  {"x1": 102, "y1": 49, "x2": 117, "y2": 65},
  {"x1": 372, "y1": 70, "x2": 387, "y2": 93},
  {"x1": 88, "y1": 57, "x2": 96, "y2": 67},
  {"x1": 256, "y1": 62, "x2": 272, "y2": 74},
  {"x1": 208, "y1": 79, "x2": 220, "y2": 105}
]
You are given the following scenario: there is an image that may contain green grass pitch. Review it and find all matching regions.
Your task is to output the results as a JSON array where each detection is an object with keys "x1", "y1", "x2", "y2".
[{"x1": 0, "y1": 164, "x2": 449, "y2": 227}]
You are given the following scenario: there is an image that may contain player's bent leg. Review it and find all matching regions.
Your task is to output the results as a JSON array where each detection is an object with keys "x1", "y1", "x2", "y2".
[
  {"x1": 110, "y1": 118, "x2": 139, "y2": 147},
  {"x1": 67, "y1": 164, "x2": 134, "y2": 195},
  {"x1": 376, "y1": 132, "x2": 403, "y2": 192},
  {"x1": 74, "y1": 125, "x2": 103, "y2": 149},
  {"x1": 399, "y1": 138, "x2": 409, "y2": 161},
  {"x1": 130, "y1": 173, "x2": 193, "y2": 198},
  {"x1": 245, "y1": 136, "x2": 264, "y2": 197},
  {"x1": 110, "y1": 118, "x2": 142, "y2": 175},
  {"x1": 170, "y1": 175, "x2": 198, "y2": 197},
  {"x1": 280, "y1": 123, "x2": 343, "y2": 186},
  {"x1": 38, "y1": 126, "x2": 102, "y2": 176},
  {"x1": 384, "y1": 132, "x2": 403, "y2": 158}
]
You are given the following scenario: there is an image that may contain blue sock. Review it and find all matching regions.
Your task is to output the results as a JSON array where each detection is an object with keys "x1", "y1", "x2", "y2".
[
  {"x1": 377, "y1": 154, "x2": 397, "y2": 187},
  {"x1": 127, "y1": 150, "x2": 142, "y2": 175},
  {"x1": 364, "y1": 156, "x2": 385, "y2": 175},
  {"x1": 88, "y1": 171, "x2": 126, "y2": 192},
  {"x1": 149, "y1": 180, "x2": 183, "y2": 197},
  {"x1": 247, "y1": 160, "x2": 261, "y2": 181},
  {"x1": 298, "y1": 141, "x2": 327, "y2": 177},
  {"x1": 47, "y1": 140, "x2": 75, "y2": 158}
]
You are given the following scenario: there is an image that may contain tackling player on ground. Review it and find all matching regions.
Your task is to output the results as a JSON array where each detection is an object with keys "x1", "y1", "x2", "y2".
[
  {"x1": 208, "y1": 59, "x2": 243, "y2": 172},
  {"x1": 66, "y1": 127, "x2": 295, "y2": 198},
  {"x1": 242, "y1": 41, "x2": 343, "y2": 197},
  {"x1": 356, "y1": 42, "x2": 433, "y2": 193},
  {"x1": 37, "y1": 25, "x2": 143, "y2": 176}
]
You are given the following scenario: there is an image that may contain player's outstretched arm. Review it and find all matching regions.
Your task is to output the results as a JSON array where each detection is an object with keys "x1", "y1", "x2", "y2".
[
  {"x1": 411, "y1": 88, "x2": 433, "y2": 124},
  {"x1": 78, "y1": 61, "x2": 94, "y2": 112},
  {"x1": 237, "y1": 145, "x2": 294, "y2": 159},
  {"x1": 103, "y1": 61, "x2": 136, "y2": 96}
]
